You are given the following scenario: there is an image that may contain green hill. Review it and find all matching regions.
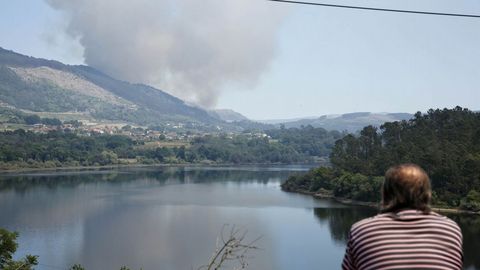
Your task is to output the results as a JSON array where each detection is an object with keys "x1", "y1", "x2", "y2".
[{"x1": 0, "y1": 47, "x2": 226, "y2": 130}]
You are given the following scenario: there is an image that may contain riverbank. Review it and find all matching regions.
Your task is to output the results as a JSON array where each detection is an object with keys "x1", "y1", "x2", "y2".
[
  {"x1": 283, "y1": 188, "x2": 480, "y2": 215},
  {"x1": 0, "y1": 162, "x2": 318, "y2": 175}
]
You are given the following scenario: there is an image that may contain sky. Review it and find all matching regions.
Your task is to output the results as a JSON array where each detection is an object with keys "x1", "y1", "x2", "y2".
[{"x1": 1, "y1": 0, "x2": 479, "y2": 120}]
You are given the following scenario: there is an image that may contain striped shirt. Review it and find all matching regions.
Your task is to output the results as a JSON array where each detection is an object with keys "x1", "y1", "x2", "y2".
[{"x1": 342, "y1": 209, "x2": 463, "y2": 270}]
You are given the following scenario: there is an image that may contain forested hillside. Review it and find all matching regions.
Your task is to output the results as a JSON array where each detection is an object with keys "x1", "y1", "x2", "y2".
[
  {"x1": 0, "y1": 47, "x2": 232, "y2": 130},
  {"x1": 282, "y1": 107, "x2": 480, "y2": 212},
  {"x1": 0, "y1": 126, "x2": 338, "y2": 169},
  {"x1": 266, "y1": 125, "x2": 343, "y2": 157}
]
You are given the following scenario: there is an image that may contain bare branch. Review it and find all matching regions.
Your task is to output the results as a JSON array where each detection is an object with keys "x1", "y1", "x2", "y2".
[{"x1": 197, "y1": 225, "x2": 262, "y2": 270}]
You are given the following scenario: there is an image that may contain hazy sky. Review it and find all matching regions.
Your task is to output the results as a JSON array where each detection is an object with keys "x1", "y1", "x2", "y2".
[{"x1": 1, "y1": 0, "x2": 479, "y2": 119}]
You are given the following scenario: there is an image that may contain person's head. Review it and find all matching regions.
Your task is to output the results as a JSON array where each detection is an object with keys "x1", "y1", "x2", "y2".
[{"x1": 381, "y1": 164, "x2": 431, "y2": 213}]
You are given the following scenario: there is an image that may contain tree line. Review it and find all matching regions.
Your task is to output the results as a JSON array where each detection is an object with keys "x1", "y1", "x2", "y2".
[
  {"x1": 282, "y1": 107, "x2": 480, "y2": 212},
  {"x1": 0, "y1": 126, "x2": 339, "y2": 169}
]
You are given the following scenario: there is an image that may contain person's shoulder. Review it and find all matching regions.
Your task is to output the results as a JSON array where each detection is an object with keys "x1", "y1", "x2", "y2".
[
  {"x1": 350, "y1": 212, "x2": 392, "y2": 234},
  {"x1": 428, "y1": 211, "x2": 462, "y2": 231}
]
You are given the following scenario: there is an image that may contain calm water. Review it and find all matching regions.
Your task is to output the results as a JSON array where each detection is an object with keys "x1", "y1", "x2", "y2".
[{"x1": 0, "y1": 166, "x2": 478, "y2": 270}]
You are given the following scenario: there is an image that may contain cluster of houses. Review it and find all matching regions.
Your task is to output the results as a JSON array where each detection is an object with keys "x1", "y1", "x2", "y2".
[
  {"x1": 6, "y1": 119, "x2": 271, "y2": 143},
  {"x1": 25, "y1": 121, "x2": 203, "y2": 142}
]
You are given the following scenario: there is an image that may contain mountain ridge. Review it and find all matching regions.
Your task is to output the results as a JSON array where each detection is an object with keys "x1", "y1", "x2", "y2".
[
  {"x1": 208, "y1": 109, "x2": 249, "y2": 122},
  {"x1": 0, "y1": 47, "x2": 418, "y2": 133},
  {"x1": 0, "y1": 46, "x2": 226, "y2": 130},
  {"x1": 258, "y1": 112, "x2": 414, "y2": 132}
]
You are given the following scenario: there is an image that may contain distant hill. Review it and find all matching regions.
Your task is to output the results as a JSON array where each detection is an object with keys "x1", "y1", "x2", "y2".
[
  {"x1": 208, "y1": 109, "x2": 276, "y2": 130},
  {"x1": 258, "y1": 116, "x2": 319, "y2": 125},
  {"x1": 0, "y1": 47, "x2": 415, "y2": 133},
  {"x1": 260, "y1": 112, "x2": 414, "y2": 132},
  {"x1": 209, "y1": 109, "x2": 249, "y2": 122},
  {"x1": 0, "y1": 47, "x2": 231, "y2": 130}
]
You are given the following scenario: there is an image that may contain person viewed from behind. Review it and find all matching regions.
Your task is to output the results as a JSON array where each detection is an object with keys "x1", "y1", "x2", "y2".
[{"x1": 342, "y1": 164, "x2": 463, "y2": 270}]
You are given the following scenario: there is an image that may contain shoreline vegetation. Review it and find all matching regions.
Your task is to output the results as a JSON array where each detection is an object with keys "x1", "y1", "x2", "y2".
[
  {"x1": 5, "y1": 162, "x2": 475, "y2": 214},
  {"x1": 0, "y1": 161, "x2": 316, "y2": 175},
  {"x1": 0, "y1": 125, "x2": 338, "y2": 171},
  {"x1": 281, "y1": 188, "x2": 480, "y2": 215},
  {"x1": 281, "y1": 107, "x2": 480, "y2": 215}
]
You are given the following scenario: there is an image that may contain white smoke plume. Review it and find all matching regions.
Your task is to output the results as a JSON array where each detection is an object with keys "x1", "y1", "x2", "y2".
[{"x1": 45, "y1": 0, "x2": 288, "y2": 107}]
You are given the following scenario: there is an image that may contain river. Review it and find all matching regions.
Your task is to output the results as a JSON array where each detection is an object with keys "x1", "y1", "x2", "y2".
[{"x1": 0, "y1": 166, "x2": 478, "y2": 270}]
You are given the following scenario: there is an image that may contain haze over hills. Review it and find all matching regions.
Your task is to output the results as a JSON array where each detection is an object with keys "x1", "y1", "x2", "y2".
[
  {"x1": 0, "y1": 47, "x2": 417, "y2": 133},
  {"x1": 260, "y1": 112, "x2": 414, "y2": 132}
]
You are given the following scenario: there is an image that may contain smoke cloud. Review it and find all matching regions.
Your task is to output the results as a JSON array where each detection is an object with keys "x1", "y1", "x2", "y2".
[{"x1": 45, "y1": 0, "x2": 288, "y2": 107}]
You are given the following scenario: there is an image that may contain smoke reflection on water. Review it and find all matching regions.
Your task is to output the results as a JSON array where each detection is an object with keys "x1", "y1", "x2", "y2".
[{"x1": 0, "y1": 166, "x2": 478, "y2": 269}]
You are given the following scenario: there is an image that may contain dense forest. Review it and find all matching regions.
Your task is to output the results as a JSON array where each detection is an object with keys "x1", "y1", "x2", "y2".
[
  {"x1": 282, "y1": 107, "x2": 480, "y2": 212},
  {"x1": 266, "y1": 125, "x2": 343, "y2": 157},
  {"x1": 0, "y1": 126, "x2": 339, "y2": 169}
]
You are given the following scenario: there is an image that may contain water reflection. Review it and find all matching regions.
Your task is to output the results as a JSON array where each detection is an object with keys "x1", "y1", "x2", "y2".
[
  {"x1": 0, "y1": 166, "x2": 478, "y2": 270},
  {"x1": 314, "y1": 207, "x2": 377, "y2": 243},
  {"x1": 448, "y1": 214, "x2": 480, "y2": 269},
  {"x1": 0, "y1": 166, "x2": 327, "y2": 270},
  {"x1": 0, "y1": 165, "x2": 309, "y2": 193},
  {"x1": 313, "y1": 206, "x2": 480, "y2": 269}
]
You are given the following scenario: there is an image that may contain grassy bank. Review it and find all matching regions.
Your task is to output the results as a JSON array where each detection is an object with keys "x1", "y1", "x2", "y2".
[{"x1": 282, "y1": 187, "x2": 480, "y2": 215}]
